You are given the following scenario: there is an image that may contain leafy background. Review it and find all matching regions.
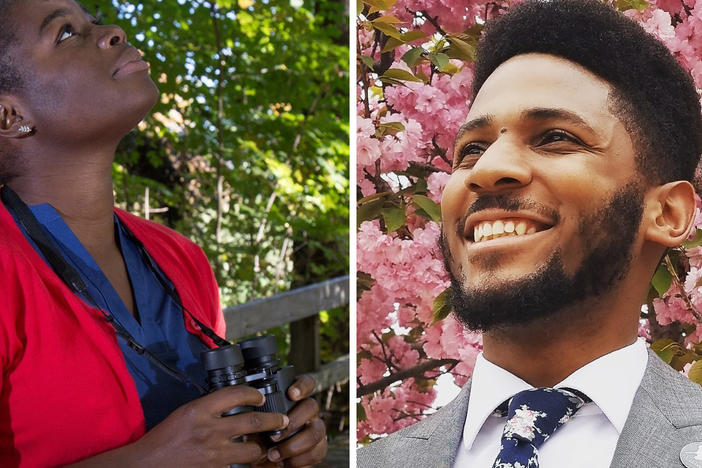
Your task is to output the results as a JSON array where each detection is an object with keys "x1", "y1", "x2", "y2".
[{"x1": 87, "y1": 0, "x2": 349, "y2": 440}]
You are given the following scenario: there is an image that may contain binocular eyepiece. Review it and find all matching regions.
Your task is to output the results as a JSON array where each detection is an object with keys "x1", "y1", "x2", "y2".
[
  {"x1": 200, "y1": 344, "x2": 248, "y2": 416},
  {"x1": 200, "y1": 335, "x2": 297, "y2": 426}
]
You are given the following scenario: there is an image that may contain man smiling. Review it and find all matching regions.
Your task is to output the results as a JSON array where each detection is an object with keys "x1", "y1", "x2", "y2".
[{"x1": 358, "y1": 1, "x2": 702, "y2": 467}]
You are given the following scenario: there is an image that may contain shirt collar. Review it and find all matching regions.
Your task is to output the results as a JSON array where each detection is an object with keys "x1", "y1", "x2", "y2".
[{"x1": 461, "y1": 338, "x2": 648, "y2": 450}]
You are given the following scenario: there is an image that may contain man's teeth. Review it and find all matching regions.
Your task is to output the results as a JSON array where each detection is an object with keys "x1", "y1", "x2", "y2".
[{"x1": 473, "y1": 219, "x2": 539, "y2": 242}]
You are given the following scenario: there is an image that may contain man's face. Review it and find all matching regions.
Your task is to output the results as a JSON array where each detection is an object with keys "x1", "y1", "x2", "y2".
[
  {"x1": 8, "y1": 0, "x2": 158, "y2": 145},
  {"x1": 440, "y1": 53, "x2": 645, "y2": 331}
]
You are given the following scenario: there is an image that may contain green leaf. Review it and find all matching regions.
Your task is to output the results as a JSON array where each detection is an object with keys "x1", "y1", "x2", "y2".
[
  {"x1": 688, "y1": 360, "x2": 702, "y2": 385},
  {"x1": 429, "y1": 52, "x2": 449, "y2": 70},
  {"x1": 357, "y1": 196, "x2": 385, "y2": 226},
  {"x1": 381, "y1": 31, "x2": 428, "y2": 53},
  {"x1": 446, "y1": 35, "x2": 476, "y2": 62},
  {"x1": 357, "y1": 271, "x2": 376, "y2": 296},
  {"x1": 683, "y1": 229, "x2": 702, "y2": 248},
  {"x1": 372, "y1": 15, "x2": 403, "y2": 24},
  {"x1": 651, "y1": 338, "x2": 681, "y2": 364},
  {"x1": 413, "y1": 194, "x2": 441, "y2": 222},
  {"x1": 377, "y1": 121, "x2": 405, "y2": 137},
  {"x1": 382, "y1": 205, "x2": 406, "y2": 232},
  {"x1": 401, "y1": 47, "x2": 424, "y2": 67},
  {"x1": 615, "y1": 0, "x2": 650, "y2": 12},
  {"x1": 651, "y1": 264, "x2": 673, "y2": 296},
  {"x1": 415, "y1": 378, "x2": 436, "y2": 391},
  {"x1": 371, "y1": 21, "x2": 403, "y2": 40},
  {"x1": 381, "y1": 68, "x2": 423, "y2": 83},
  {"x1": 359, "y1": 55, "x2": 375, "y2": 70},
  {"x1": 357, "y1": 402, "x2": 367, "y2": 420},
  {"x1": 380, "y1": 37, "x2": 403, "y2": 53},
  {"x1": 363, "y1": 0, "x2": 398, "y2": 13},
  {"x1": 671, "y1": 349, "x2": 700, "y2": 371},
  {"x1": 400, "y1": 30, "x2": 427, "y2": 43},
  {"x1": 432, "y1": 287, "x2": 453, "y2": 324}
]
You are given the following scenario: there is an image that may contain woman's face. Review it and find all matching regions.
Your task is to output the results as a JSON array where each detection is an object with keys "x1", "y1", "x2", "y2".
[{"x1": 8, "y1": 0, "x2": 159, "y2": 147}]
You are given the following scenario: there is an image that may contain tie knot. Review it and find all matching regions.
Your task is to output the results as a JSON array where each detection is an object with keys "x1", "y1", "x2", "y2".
[{"x1": 502, "y1": 387, "x2": 587, "y2": 448}]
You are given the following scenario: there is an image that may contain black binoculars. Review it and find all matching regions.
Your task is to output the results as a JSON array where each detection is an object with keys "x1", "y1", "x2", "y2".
[
  {"x1": 200, "y1": 334, "x2": 297, "y2": 428},
  {"x1": 200, "y1": 335, "x2": 298, "y2": 468}
]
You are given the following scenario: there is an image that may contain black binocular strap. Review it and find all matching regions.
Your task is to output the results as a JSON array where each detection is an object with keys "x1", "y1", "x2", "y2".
[
  {"x1": 122, "y1": 230, "x2": 229, "y2": 348},
  {"x1": 1, "y1": 185, "x2": 208, "y2": 394}
]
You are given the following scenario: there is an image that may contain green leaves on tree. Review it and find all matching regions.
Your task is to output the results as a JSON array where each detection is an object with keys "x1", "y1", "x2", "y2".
[
  {"x1": 651, "y1": 338, "x2": 682, "y2": 364},
  {"x1": 445, "y1": 35, "x2": 476, "y2": 62},
  {"x1": 650, "y1": 338, "x2": 702, "y2": 375},
  {"x1": 688, "y1": 360, "x2": 702, "y2": 385},
  {"x1": 412, "y1": 194, "x2": 441, "y2": 222},
  {"x1": 380, "y1": 68, "x2": 424, "y2": 84},
  {"x1": 401, "y1": 47, "x2": 424, "y2": 67},
  {"x1": 614, "y1": 0, "x2": 651, "y2": 12},
  {"x1": 651, "y1": 262, "x2": 673, "y2": 296},
  {"x1": 363, "y1": 0, "x2": 399, "y2": 14},
  {"x1": 382, "y1": 205, "x2": 407, "y2": 232},
  {"x1": 376, "y1": 122, "x2": 405, "y2": 138},
  {"x1": 432, "y1": 287, "x2": 453, "y2": 324},
  {"x1": 684, "y1": 229, "x2": 702, "y2": 249}
]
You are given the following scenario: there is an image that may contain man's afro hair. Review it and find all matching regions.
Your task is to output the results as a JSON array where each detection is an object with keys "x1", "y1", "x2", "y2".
[{"x1": 472, "y1": 0, "x2": 702, "y2": 184}]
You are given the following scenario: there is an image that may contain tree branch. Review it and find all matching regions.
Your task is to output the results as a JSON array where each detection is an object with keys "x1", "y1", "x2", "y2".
[
  {"x1": 210, "y1": 2, "x2": 226, "y2": 283},
  {"x1": 357, "y1": 358, "x2": 459, "y2": 396},
  {"x1": 665, "y1": 254, "x2": 702, "y2": 322},
  {"x1": 418, "y1": 10, "x2": 447, "y2": 36}
]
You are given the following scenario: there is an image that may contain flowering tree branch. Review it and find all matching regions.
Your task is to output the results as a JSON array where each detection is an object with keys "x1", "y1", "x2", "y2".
[
  {"x1": 357, "y1": 358, "x2": 459, "y2": 396},
  {"x1": 357, "y1": 0, "x2": 702, "y2": 440},
  {"x1": 665, "y1": 253, "x2": 702, "y2": 321}
]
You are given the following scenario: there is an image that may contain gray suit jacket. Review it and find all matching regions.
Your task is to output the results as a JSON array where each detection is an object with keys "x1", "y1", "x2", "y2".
[{"x1": 358, "y1": 350, "x2": 702, "y2": 467}]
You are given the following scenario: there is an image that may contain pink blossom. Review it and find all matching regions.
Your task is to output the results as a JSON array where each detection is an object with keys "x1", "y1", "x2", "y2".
[
  {"x1": 653, "y1": 293, "x2": 696, "y2": 326},
  {"x1": 641, "y1": 9, "x2": 675, "y2": 42},
  {"x1": 653, "y1": 0, "x2": 684, "y2": 15},
  {"x1": 357, "y1": 0, "x2": 702, "y2": 440},
  {"x1": 687, "y1": 246, "x2": 702, "y2": 269},
  {"x1": 426, "y1": 171, "x2": 450, "y2": 203},
  {"x1": 357, "y1": 135, "x2": 381, "y2": 167}
]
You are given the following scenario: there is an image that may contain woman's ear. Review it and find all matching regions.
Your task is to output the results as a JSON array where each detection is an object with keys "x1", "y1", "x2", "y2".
[
  {"x1": 0, "y1": 98, "x2": 34, "y2": 138},
  {"x1": 644, "y1": 180, "x2": 697, "y2": 247}
]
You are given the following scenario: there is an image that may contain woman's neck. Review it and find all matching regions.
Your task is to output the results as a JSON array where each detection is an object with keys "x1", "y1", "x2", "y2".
[{"x1": 8, "y1": 155, "x2": 117, "y2": 252}]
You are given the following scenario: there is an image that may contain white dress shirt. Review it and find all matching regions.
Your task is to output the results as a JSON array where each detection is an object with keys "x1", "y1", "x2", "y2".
[{"x1": 453, "y1": 339, "x2": 648, "y2": 467}]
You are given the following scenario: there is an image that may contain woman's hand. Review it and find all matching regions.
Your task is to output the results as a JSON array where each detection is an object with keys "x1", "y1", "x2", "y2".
[
  {"x1": 257, "y1": 374, "x2": 329, "y2": 467},
  {"x1": 68, "y1": 385, "x2": 289, "y2": 467}
]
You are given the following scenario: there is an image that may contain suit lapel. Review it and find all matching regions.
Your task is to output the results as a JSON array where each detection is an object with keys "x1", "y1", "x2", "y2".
[
  {"x1": 398, "y1": 381, "x2": 472, "y2": 467},
  {"x1": 610, "y1": 350, "x2": 702, "y2": 467}
]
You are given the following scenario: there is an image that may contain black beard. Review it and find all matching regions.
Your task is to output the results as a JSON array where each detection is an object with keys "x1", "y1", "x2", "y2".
[{"x1": 440, "y1": 182, "x2": 644, "y2": 332}]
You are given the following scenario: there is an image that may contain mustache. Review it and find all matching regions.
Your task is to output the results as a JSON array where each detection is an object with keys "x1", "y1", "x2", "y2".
[{"x1": 458, "y1": 195, "x2": 560, "y2": 236}]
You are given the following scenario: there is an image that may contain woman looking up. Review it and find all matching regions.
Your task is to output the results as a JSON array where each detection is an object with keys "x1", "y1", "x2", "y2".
[{"x1": 0, "y1": 0, "x2": 327, "y2": 466}]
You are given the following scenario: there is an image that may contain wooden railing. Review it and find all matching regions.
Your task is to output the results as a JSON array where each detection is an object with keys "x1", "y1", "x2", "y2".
[{"x1": 222, "y1": 275, "x2": 350, "y2": 392}]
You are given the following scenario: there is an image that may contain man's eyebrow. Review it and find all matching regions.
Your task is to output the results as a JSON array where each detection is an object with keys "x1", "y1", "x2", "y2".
[
  {"x1": 519, "y1": 107, "x2": 594, "y2": 131},
  {"x1": 455, "y1": 107, "x2": 596, "y2": 142},
  {"x1": 455, "y1": 115, "x2": 494, "y2": 141}
]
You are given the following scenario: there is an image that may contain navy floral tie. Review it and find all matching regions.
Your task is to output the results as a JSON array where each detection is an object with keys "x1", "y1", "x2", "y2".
[{"x1": 492, "y1": 387, "x2": 588, "y2": 468}]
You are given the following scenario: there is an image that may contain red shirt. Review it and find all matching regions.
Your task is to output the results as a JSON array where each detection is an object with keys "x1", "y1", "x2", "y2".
[{"x1": 0, "y1": 200, "x2": 225, "y2": 467}]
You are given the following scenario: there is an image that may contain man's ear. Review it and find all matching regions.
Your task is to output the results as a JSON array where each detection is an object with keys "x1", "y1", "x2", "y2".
[
  {"x1": 644, "y1": 180, "x2": 697, "y2": 247},
  {"x1": 0, "y1": 98, "x2": 34, "y2": 138}
]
